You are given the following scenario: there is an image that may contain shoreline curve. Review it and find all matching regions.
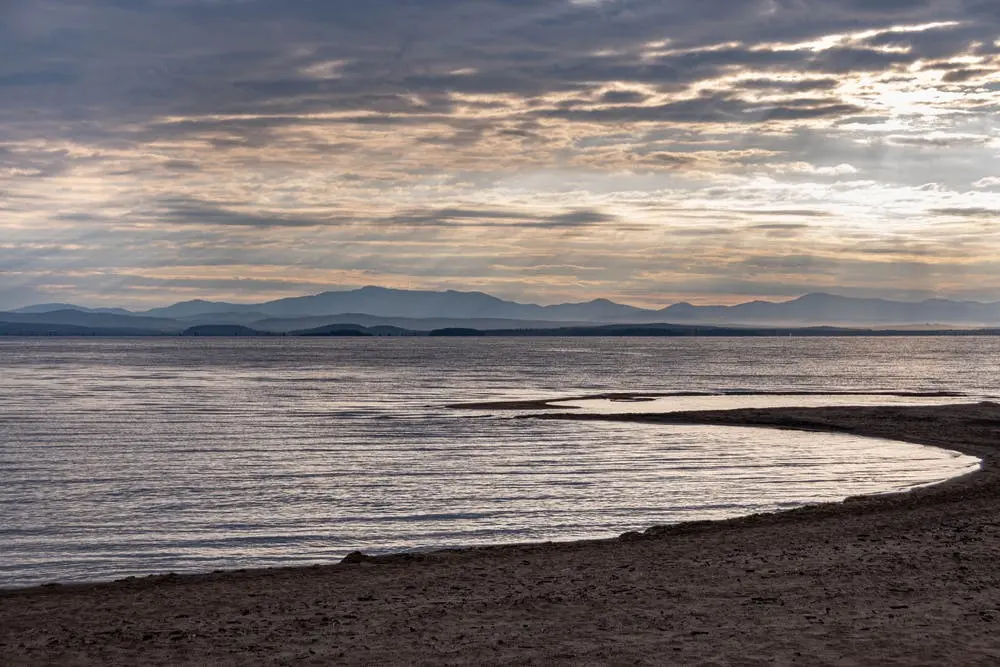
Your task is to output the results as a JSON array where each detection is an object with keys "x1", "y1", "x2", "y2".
[{"x1": 4, "y1": 401, "x2": 1000, "y2": 664}]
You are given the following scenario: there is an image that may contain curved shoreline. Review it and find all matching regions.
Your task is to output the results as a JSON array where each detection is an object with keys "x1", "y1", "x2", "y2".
[
  {"x1": 4, "y1": 402, "x2": 1000, "y2": 664},
  {"x1": 447, "y1": 389, "x2": 970, "y2": 410}
]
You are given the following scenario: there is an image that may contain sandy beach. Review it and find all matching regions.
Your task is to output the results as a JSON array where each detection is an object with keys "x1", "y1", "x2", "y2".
[{"x1": 4, "y1": 402, "x2": 1000, "y2": 665}]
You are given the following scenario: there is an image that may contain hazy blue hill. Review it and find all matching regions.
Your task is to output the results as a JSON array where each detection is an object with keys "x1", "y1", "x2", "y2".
[
  {"x1": 258, "y1": 286, "x2": 546, "y2": 319},
  {"x1": 802, "y1": 293, "x2": 1000, "y2": 324},
  {"x1": 539, "y1": 297, "x2": 651, "y2": 321},
  {"x1": 175, "y1": 311, "x2": 273, "y2": 325},
  {"x1": 10, "y1": 303, "x2": 83, "y2": 314},
  {"x1": 0, "y1": 309, "x2": 185, "y2": 332},
  {"x1": 660, "y1": 301, "x2": 733, "y2": 322},
  {"x1": 485, "y1": 323, "x2": 714, "y2": 336},
  {"x1": 141, "y1": 287, "x2": 658, "y2": 322},
  {"x1": 428, "y1": 328, "x2": 486, "y2": 336},
  {"x1": 261, "y1": 286, "x2": 517, "y2": 319},
  {"x1": 662, "y1": 292, "x2": 1000, "y2": 325},
  {"x1": 451, "y1": 323, "x2": 998, "y2": 337},
  {"x1": 290, "y1": 323, "x2": 413, "y2": 336},
  {"x1": 251, "y1": 313, "x2": 601, "y2": 333},
  {"x1": 292, "y1": 324, "x2": 373, "y2": 337},
  {"x1": 0, "y1": 322, "x2": 161, "y2": 336},
  {"x1": 366, "y1": 325, "x2": 412, "y2": 336},
  {"x1": 144, "y1": 299, "x2": 253, "y2": 319},
  {"x1": 15, "y1": 288, "x2": 1000, "y2": 329},
  {"x1": 10, "y1": 303, "x2": 133, "y2": 316},
  {"x1": 180, "y1": 325, "x2": 273, "y2": 336}
]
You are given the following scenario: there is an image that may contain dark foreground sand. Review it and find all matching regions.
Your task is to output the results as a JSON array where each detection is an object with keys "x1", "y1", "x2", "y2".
[{"x1": 5, "y1": 403, "x2": 1000, "y2": 665}]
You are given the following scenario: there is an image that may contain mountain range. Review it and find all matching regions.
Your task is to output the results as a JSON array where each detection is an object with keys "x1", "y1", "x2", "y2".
[{"x1": 5, "y1": 287, "x2": 1000, "y2": 335}]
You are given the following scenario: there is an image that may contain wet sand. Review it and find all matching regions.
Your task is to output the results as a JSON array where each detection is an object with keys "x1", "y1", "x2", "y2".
[{"x1": 4, "y1": 402, "x2": 1000, "y2": 665}]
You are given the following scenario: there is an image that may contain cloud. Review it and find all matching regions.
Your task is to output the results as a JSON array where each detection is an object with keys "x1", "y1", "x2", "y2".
[
  {"x1": 746, "y1": 211, "x2": 832, "y2": 218},
  {"x1": 641, "y1": 152, "x2": 698, "y2": 167},
  {"x1": 537, "y1": 92, "x2": 865, "y2": 124},
  {"x1": 148, "y1": 198, "x2": 334, "y2": 228},
  {"x1": 1, "y1": 0, "x2": 999, "y2": 308},
  {"x1": 599, "y1": 89, "x2": 649, "y2": 104},
  {"x1": 930, "y1": 207, "x2": 1000, "y2": 218},
  {"x1": 0, "y1": 70, "x2": 79, "y2": 87},
  {"x1": 737, "y1": 78, "x2": 841, "y2": 92},
  {"x1": 783, "y1": 162, "x2": 860, "y2": 176},
  {"x1": 942, "y1": 68, "x2": 997, "y2": 82},
  {"x1": 973, "y1": 177, "x2": 1000, "y2": 189},
  {"x1": 386, "y1": 207, "x2": 620, "y2": 229},
  {"x1": 888, "y1": 134, "x2": 993, "y2": 148}
]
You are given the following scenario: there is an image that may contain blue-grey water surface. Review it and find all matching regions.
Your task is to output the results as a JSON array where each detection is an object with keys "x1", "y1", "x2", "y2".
[{"x1": 0, "y1": 337, "x2": 993, "y2": 588}]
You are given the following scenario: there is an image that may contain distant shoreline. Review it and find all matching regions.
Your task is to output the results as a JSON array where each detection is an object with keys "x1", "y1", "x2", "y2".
[
  {"x1": 4, "y1": 402, "x2": 1000, "y2": 664},
  {"x1": 447, "y1": 389, "x2": 971, "y2": 410},
  {"x1": 5, "y1": 324, "x2": 1000, "y2": 337}
]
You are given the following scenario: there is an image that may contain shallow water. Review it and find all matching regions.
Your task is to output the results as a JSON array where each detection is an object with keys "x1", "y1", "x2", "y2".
[{"x1": 0, "y1": 337, "x2": 993, "y2": 587}]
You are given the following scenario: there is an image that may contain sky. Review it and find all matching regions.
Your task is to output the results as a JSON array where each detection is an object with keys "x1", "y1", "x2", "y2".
[{"x1": 1, "y1": 0, "x2": 999, "y2": 310}]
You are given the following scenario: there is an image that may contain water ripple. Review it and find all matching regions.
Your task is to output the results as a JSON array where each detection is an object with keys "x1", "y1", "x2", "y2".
[{"x1": 0, "y1": 337, "x2": 989, "y2": 588}]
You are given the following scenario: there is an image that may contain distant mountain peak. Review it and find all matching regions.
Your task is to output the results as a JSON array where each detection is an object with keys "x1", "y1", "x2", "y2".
[
  {"x1": 10, "y1": 303, "x2": 133, "y2": 315},
  {"x1": 11, "y1": 286, "x2": 1000, "y2": 330}
]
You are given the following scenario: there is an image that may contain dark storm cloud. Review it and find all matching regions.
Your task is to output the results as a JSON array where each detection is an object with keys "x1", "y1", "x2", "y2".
[
  {"x1": 3, "y1": 0, "x2": 999, "y2": 308},
  {"x1": 838, "y1": 0, "x2": 936, "y2": 13},
  {"x1": 543, "y1": 210, "x2": 618, "y2": 228},
  {"x1": 599, "y1": 90, "x2": 649, "y2": 104},
  {"x1": 888, "y1": 135, "x2": 992, "y2": 148},
  {"x1": 0, "y1": 69, "x2": 79, "y2": 87},
  {"x1": 942, "y1": 68, "x2": 997, "y2": 82},
  {"x1": 150, "y1": 198, "x2": 335, "y2": 228},
  {"x1": 808, "y1": 47, "x2": 917, "y2": 73},
  {"x1": 852, "y1": 245, "x2": 944, "y2": 257},
  {"x1": 537, "y1": 93, "x2": 864, "y2": 124},
  {"x1": 386, "y1": 207, "x2": 619, "y2": 229},
  {"x1": 736, "y1": 78, "x2": 841, "y2": 92},
  {"x1": 94, "y1": 198, "x2": 622, "y2": 233},
  {"x1": 162, "y1": 160, "x2": 202, "y2": 172},
  {"x1": 386, "y1": 208, "x2": 524, "y2": 225},
  {"x1": 642, "y1": 152, "x2": 698, "y2": 167},
  {"x1": 930, "y1": 208, "x2": 1000, "y2": 218},
  {"x1": 0, "y1": 146, "x2": 76, "y2": 178},
  {"x1": 862, "y1": 18, "x2": 991, "y2": 60},
  {"x1": 2, "y1": 0, "x2": 992, "y2": 131}
]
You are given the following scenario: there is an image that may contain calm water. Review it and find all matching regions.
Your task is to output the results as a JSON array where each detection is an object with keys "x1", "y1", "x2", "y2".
[{"x1": 0, "y1": 337, "x2": 994, "y2": 588}]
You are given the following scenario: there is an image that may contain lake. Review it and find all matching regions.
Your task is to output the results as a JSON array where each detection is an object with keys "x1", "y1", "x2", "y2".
[{"x1": 0, "y1": 337, "x2": 993, "y2": 587}]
